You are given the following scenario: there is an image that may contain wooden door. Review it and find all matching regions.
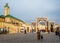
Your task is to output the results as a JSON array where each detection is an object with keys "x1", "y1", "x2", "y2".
[{"x1": 27, "y1": 27, "x2": 29, "y2": 32}]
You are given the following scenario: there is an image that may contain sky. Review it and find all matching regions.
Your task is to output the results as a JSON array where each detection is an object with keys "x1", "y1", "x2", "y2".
[{"x1": 0, "y1": 0, "x2": 60, "y2": 24}]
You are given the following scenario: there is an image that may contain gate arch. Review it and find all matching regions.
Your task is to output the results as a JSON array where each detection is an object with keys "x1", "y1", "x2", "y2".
[{"x1": 36, "y1": 17, "x2": 48, "y2": 32}]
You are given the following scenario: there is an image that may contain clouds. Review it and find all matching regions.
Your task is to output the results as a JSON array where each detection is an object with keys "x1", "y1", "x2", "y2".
[{"x1": 0, "y1": 0, "x2": 60, "y2": 24}]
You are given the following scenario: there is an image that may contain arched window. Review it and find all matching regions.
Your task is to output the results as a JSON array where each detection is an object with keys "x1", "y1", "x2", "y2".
[{"x1": 39, "y1": 21, "x2": 45, "y2": 25}]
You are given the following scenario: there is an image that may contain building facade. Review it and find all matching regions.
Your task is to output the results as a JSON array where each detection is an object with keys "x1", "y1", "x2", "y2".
[
  {"x1": 0, "y1": 3, "x2": 30, "y2": 34},
  {"x1": 0, "y1": 3, "x2": 59, "y2": 34}
]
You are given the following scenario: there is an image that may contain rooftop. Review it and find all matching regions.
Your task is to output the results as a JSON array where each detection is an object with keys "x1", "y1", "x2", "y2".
[{"x1": 0, "y1": 15, "x2": 25, "y2": 23}]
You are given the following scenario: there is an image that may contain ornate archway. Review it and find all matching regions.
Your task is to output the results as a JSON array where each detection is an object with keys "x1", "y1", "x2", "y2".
[{"x1": 36, "y1": 17, "x2": 49, "y2": 32}]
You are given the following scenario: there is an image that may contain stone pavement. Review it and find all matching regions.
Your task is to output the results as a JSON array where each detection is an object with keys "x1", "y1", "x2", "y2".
[{"x1": 0, "y1": 32, "x2": 60, "y2": 43}]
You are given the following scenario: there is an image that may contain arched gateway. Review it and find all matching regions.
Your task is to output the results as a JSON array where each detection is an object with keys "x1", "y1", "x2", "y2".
[{"x1": 36, "y1": 17, "x2": 49, "y2": 32}]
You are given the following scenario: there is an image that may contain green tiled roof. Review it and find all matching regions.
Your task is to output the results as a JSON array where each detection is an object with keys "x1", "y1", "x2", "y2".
[
  {"x1": 4, "y1": 3, "x2": 9, "y2": 8},
  {"x1": 0, "y1": 15, "x2": 5, "y2": 18},
  {"x1": 0, "y1": 14, "x2": 25, "y2": 23},
  {"x1": 5, "y1": 15, "x2": 25, "y2": 23}
]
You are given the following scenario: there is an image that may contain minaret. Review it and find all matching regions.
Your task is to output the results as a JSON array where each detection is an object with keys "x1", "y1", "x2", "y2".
[{"x1": 4, "y1": 3, "x2": 10, "y2": 16}]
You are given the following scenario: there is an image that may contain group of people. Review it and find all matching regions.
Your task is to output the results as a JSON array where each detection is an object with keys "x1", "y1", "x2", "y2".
[
  {"x1": 37, "y1": 27, "x2": 60, "y2": 40},
  {"x1": 24, "y1": 27, "x2": 60, "y2": 40},
  {"x1": 55, "y1": 27, "x2": 60, "y2": 39},
  {"x1": 37, "y1": 30, "x2": 43, "y2": 40}
]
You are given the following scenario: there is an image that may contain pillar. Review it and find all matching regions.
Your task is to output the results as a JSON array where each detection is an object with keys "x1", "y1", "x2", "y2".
[{"x1": 50, "y1": 22, "x2": 54, "y2": 32}]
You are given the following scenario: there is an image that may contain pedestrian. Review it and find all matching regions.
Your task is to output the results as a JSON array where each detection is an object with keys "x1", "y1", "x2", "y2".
[
  {"x1": 41, "y1": 35, "x2": 43, "y2": 39},
  {"x1": 48, "y1": 30, "x2": 50, "y2": 34},
  {"x1": 24, "y1": 30, "x2": 26, "y2": 34},
  {"x1": 55, "y1": 27, "x2": 60, "y2": 39},
  {"x1": 40, "y1": 30, "x2": 43, "y2": 39},
  {"x1": 58, "y1": 31, "x2": 60, "y2": 39},
  {"x1": 37, "y1": 30, "x2": 41, "y2": 40},
  {"x1": 55, "y1": 27, "x2": 59, "y2": 36},
  {"x1": 37, "y1": 30, "x2": 43, "y2": 40}
]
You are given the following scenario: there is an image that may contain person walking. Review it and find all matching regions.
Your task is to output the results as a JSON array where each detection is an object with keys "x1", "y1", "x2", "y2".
[
  {"x1": 37, "y1": 30, "x2": 41, "y2": 40},
  {"x1": 58, "y1": 31, "x2": 60, "y2": 39},
  {"x1": 37, "y1": 30, "x2": 43, "y2": 40},
  {"x1": 55, "y1": 27, "x2": 60, "y2": 39},
  {"x1": 55, "y1": 27, "x2": 59, "y2": 35},
  {"x1": 24, "y1": 30, "x2": 26, "y2": 34}
]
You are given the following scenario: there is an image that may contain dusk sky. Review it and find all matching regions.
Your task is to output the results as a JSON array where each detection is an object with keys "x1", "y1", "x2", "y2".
[{"x1": 0, "y1": 0, "x2": 60, "y2": 24}]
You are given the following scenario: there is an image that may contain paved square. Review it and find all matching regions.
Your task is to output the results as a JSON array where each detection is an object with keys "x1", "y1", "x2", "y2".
[{"x1": 0, "y1": 32, "x2": 60, "y2": 43}]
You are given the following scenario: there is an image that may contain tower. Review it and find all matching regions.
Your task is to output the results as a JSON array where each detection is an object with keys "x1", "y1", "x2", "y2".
[{"x1": 4, "y1": 3, "x2": 10, "y2": 16}]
